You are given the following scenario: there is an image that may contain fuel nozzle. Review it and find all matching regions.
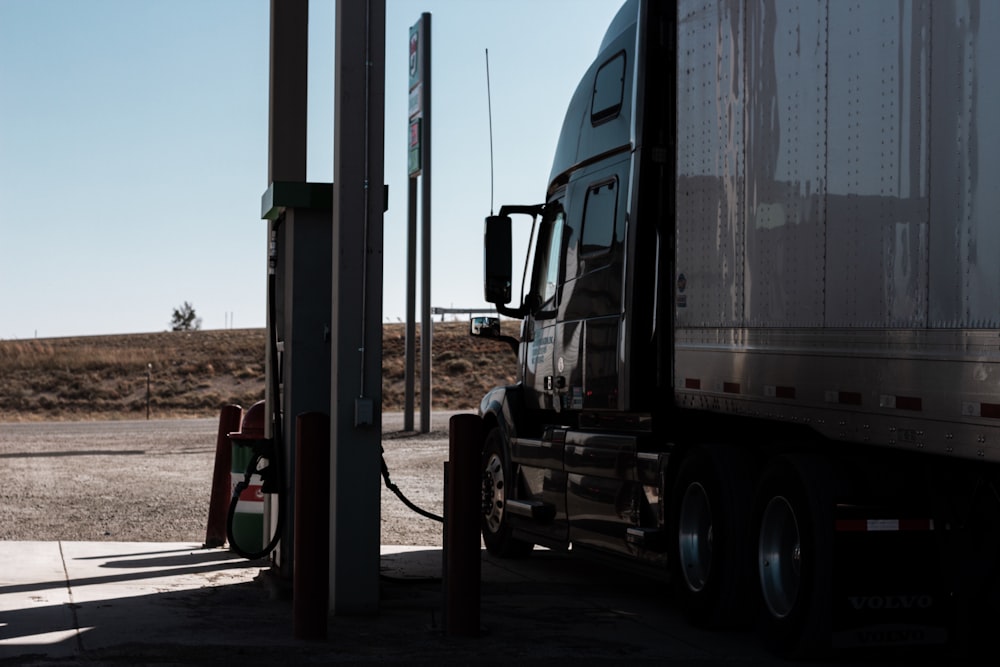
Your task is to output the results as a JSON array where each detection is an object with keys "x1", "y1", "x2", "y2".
[{"x1": 228, "y1": 400, "x2": 281, "y2": 494}]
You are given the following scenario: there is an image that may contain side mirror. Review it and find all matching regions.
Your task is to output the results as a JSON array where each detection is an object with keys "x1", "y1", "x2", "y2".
[{"x1": 484, "y1": 215, "x2": 512, "y2": 305}]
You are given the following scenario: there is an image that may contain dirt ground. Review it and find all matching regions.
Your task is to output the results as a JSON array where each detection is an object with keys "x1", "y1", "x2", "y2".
[
  {"x1": 0, "y1": 322, "x2": 518, "y2": 421},
  {"x1": 0, "y1": 413, "x2": 461, "y2": 547}
]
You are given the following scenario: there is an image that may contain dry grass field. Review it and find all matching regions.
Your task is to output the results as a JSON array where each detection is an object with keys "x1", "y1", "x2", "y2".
[{"x1": 0, "y1": 321, "x2": 519, "y2": 422}]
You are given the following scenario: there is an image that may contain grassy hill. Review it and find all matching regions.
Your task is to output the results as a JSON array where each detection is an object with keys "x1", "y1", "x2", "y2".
[{"x1": 0, "y1": 322, "x2": 518, "y2": 421}]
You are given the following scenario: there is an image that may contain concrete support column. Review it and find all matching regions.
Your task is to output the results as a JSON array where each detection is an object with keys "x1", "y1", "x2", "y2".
[{"x1": 329, "y1": 0, "x2": 385, "y2": 614}]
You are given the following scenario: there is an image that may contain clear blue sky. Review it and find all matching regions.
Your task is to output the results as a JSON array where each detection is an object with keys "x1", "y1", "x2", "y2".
[{"x1": 0, "y1": 0, "x2": 623, "y2": 339}]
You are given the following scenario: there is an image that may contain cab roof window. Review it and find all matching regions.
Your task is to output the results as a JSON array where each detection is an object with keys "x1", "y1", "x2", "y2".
[{"x1": 591, "y1": 51, "x2": 625, "y2": 125}]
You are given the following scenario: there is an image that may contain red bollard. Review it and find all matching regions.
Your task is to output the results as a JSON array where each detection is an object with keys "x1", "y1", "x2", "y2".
[
  {"x1": 294, "y1": 411, "x2": 330, "y2": 640},
  {"x1": 444, "y1": 413, "x2": 484, "y2": 637},
  {"x1": 204, "y1": 404, "x2": 243, "y2": 548}
]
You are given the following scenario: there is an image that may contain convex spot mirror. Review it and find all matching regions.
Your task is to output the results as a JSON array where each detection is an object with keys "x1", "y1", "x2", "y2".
[{"x1": 470, "y1": 316, "x2": 501, "y2": 338}]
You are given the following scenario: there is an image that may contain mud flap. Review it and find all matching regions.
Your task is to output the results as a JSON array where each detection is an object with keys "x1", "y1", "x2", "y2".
[{"x1": 831, "y1": 507, "x2": 950, "y2": 650}]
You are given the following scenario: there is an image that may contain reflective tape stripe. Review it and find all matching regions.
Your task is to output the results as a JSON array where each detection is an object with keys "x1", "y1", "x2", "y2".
[{"x1": 835, "y1": 518, "x2": 934, "y2": 532}]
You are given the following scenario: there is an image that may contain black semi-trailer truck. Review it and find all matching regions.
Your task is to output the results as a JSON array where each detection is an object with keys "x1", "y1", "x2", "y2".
[{"x1": 474, "y1": 0, "x2": 1000, "y2": 656}]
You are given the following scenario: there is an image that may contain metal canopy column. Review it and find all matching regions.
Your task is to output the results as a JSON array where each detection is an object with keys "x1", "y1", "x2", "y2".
[
  {"x1": 329, "y1": 0, "x2": 385, "y2": 613},
  {"x1": 266, "y1": 0, "x2": 306, "y2": 186},
  {"x1": 264, "y1": 0, "x2": 306, "y2": 438},
  {"x1": 263, "y1": 0, "x2": 309, "y2": 577}
]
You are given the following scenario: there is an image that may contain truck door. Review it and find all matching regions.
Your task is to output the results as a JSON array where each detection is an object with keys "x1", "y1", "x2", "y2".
[
  {"x1": 557, "y1": 157, "x2": 635, "y2": 554},
  {"x1": 554, "y1": 157, "x2": 629, "y2": 411},
  {"x1": 521, "y1": 202, "x2": 566, "y2": 412}
]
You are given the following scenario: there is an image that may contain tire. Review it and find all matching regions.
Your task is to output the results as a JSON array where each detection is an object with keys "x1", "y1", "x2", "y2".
[
  {"x1": 669, "y1": 445, "x2": 755, "y2": 628},
  {"x1": 481, "y1": 427, "x2": 533, "y2": 557},
  {"x1": 753, "y1": 454, "x2": 833, "y2": 657}
]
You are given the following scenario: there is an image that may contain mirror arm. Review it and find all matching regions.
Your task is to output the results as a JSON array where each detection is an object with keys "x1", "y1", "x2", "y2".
[
  {"x1": 497, "y1": 335, "x2": 519, "y2": 355},
  {"x1": 498, "y1": 204, "x2": 545, "y2": 218},
  {"x1": 495, "y1": 304, "x2": 528, "y2": 319}
]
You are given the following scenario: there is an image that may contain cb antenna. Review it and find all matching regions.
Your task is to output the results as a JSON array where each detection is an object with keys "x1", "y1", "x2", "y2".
[{"x1": 485, "y1": 48, "x2": 495, "y2": 215}]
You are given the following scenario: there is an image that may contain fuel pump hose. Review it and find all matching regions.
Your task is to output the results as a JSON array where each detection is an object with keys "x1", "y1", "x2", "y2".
[{"x1": 380, "y1": 447, "x2": 443, "y2": 523}]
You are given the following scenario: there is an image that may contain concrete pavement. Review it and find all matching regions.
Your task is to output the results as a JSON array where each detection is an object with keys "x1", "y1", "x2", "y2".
[{"x1": 0, "y1": 541, "x2": 963, "y2": 666}]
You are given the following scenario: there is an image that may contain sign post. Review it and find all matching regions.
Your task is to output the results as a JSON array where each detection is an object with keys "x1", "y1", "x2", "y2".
[{"x1": 406, "y1": 14, "x2": 431, "y2": 433}]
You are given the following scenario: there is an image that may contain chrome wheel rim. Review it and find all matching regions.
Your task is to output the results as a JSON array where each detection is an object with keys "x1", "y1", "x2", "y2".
[
  {"x1": 482, "y1": 452, "x2": 506, "y2": 534},
  {"x1": 758, "y1": 495, "x2": 801, "y2": 618},
  {"x1": 678, "y1": 481, "x2": 713, "y2": 592}
]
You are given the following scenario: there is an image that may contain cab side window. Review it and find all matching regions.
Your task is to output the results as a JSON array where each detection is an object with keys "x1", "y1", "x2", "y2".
[
  {"x1": 530, "y1": 208, "x2": 566, "y2": 316},
  {"x1": 580, "y1": 178, "x2": 618, "y2": 257},
  {"x1": 539, "y1": 212, "x2": 564, "y2": 307}
]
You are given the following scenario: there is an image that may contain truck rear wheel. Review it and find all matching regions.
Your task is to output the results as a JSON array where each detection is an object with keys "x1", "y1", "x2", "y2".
[
  {"x1": 481, "y1": 427, "x2": 533, "y2": 557},
  {"x1": 754, "y1": 454, "x2": 833, "y2": 657},
  {"x1": 670, "y1": 445, "x2": 754, "y2": 628}
]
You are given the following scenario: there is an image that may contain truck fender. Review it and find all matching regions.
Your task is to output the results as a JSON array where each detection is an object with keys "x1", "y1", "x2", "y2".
[{"x1": 478, "y1": 383, "x2": 525, "y2": 448}]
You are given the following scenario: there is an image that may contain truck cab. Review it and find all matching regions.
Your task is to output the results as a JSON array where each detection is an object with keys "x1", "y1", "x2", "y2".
[
  {"x1": 483, "y1": 0, "x2": 662, "y2": 419},
  {"x1": 477, "y1": 0, "x2": 670, "y2": 568}
]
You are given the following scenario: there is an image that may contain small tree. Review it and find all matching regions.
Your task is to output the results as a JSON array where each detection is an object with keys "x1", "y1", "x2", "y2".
[{"x1": 170, "y1": 301, "x2": 202, "y2": 331}]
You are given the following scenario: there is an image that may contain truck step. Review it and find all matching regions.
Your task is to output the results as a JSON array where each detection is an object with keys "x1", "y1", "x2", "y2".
[
  {"x1": 626, "y1": 526, "x2": 668, "y2": 550},
  {"x1": 506, "y1": 499, "x2": 556, "y2": 522},
  {"x1": 626, "y1": 526, "x2": 668, "y2": 551}
]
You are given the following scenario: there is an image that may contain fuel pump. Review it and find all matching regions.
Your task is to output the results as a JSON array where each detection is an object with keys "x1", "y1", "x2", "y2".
[
  {"x1": 250, "y1": 182, "x2": 444, "y2": 569},
  {"x1": 227, "y1": 400, "x2": 283, "y2": 560},
  {"x1": 225, "y1": 223, "x2": 287, "y2": 561},
  {"x1": 258, "y1": 183, "x2": 334, "y2": 575}
]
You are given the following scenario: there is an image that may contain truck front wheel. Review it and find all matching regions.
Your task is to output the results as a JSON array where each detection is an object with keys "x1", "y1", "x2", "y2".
[{"x1": 481, "y1": 427, "x2": 533, "y2": 557}]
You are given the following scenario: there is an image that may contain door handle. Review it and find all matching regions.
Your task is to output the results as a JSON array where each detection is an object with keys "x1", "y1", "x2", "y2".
[{"x1": 544, "y1": 376, "x2": 566, "y2": 391}]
